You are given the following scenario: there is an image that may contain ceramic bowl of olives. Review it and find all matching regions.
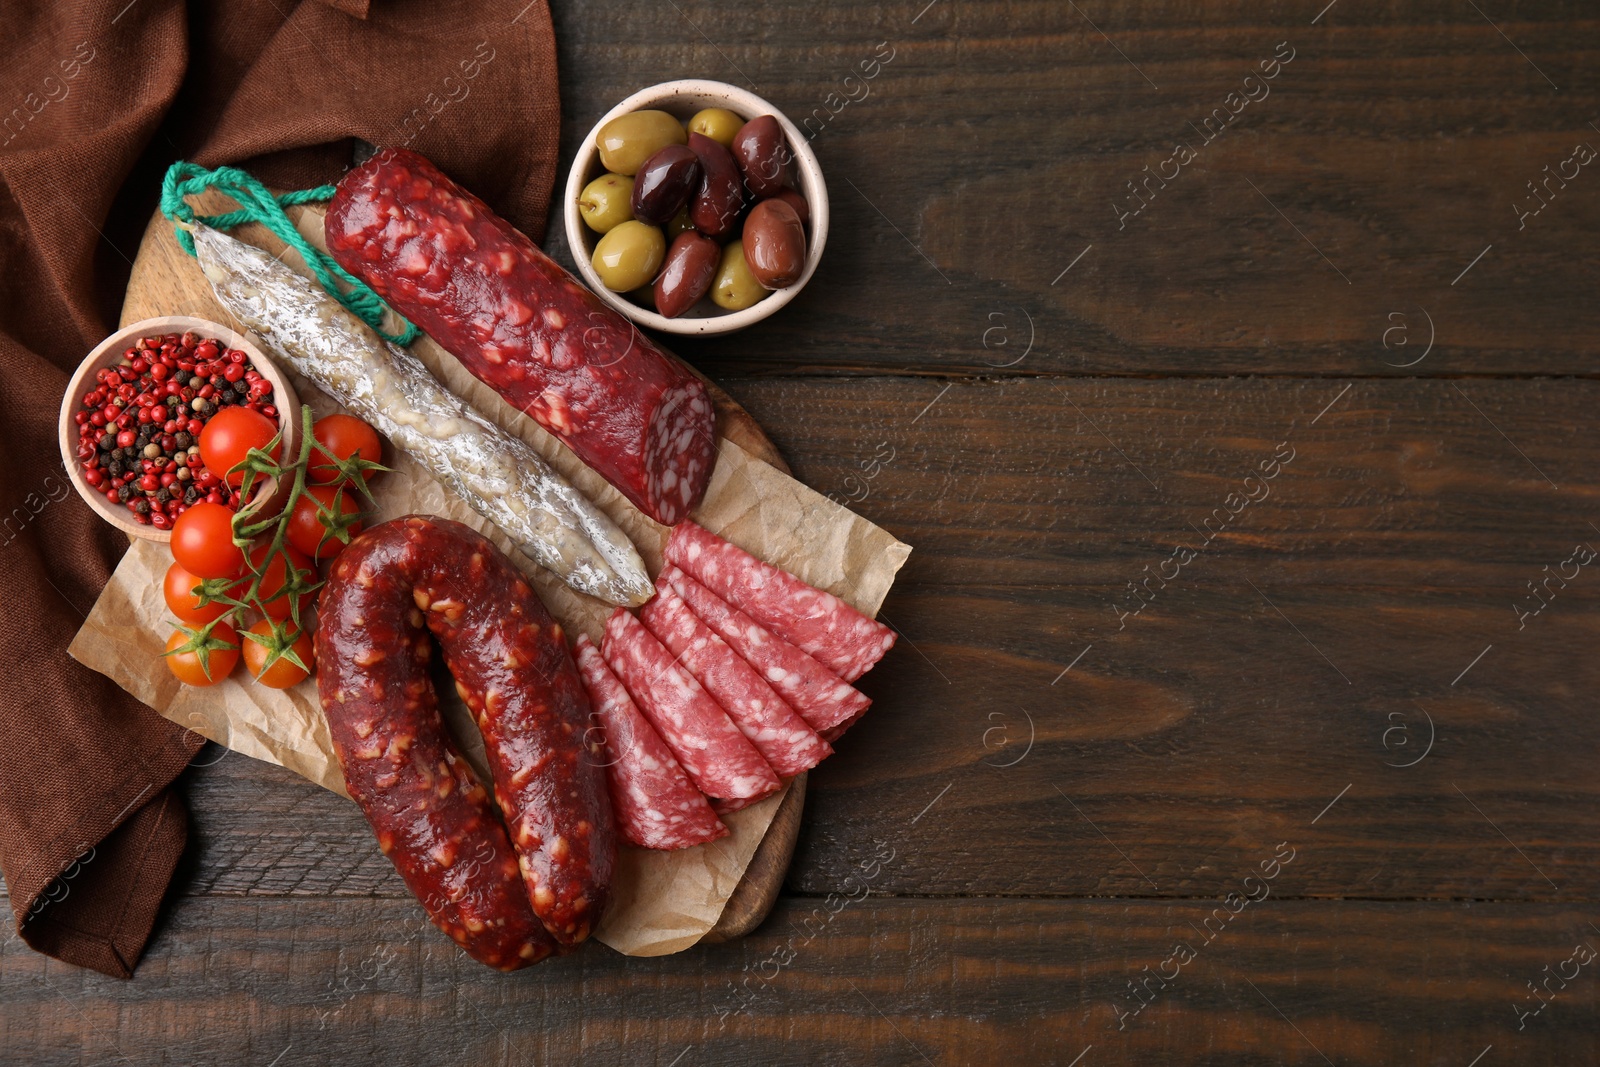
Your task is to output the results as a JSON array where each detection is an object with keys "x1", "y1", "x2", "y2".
[{"x1": 564, "y1": 79, "x2": 828, "y2": 336}]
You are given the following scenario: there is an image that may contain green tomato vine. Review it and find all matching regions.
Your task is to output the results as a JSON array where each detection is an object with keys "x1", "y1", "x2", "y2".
[{"x1": 163, "y1": 404, "x2": 388, "y2": 681}]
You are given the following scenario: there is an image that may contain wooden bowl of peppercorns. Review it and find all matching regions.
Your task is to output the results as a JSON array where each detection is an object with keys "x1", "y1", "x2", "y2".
[{"x1": 59, "y1": 315, "x2": 300, "y2": 543}]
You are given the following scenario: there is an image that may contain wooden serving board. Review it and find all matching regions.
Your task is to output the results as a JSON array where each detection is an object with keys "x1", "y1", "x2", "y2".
[{"x1": 118, "y1": 193, "x2": 803, "y2": 944}]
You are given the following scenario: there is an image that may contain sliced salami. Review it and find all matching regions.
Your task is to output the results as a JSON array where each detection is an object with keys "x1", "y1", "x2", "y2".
[
  {"x1": 601, "y1": 608, "x2": 781, "y2": 806},
  {"x1": 820, "y1": 704, "x2": 869, "y2": 743},
  {"x1": 572, "y1": 635, "x2": 727, "y2": 851},
  {"x1": 712, "y1": 794, "x2": 771, "y2": 816},
  {"x1": 640, "y1": 580, "x2": 831, "y2": 778},
  {"x1": 664, "y1": 522, "x2": 896, "y2": 681},
  {"x1": 663, "y1": 566, "x2": 870, "y2": 736}
]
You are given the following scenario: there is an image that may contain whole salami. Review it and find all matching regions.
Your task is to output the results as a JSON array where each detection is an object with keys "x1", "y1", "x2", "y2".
[
  {"x1": 573, "y1": 635, "x2": 728, "y2": 851},
  {"x1": 317, "y1": 516, "x2": 615, "y2": 953},
  {"x1": 325, "y1": 148, "x2": 716, "y2": 526}
]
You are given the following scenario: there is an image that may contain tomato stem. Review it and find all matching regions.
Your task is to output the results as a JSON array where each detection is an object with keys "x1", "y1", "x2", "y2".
[
  {"x1": 168, "y1": 405, "x2": 379, "y2": 684},
  {"x1": 202, "y1": 404, "x2": 372, "y2": 639}
]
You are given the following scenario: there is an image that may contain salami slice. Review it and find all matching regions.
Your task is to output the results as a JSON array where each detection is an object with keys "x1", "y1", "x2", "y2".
[
  {"x1": 664, "y1": 522, "x2": 896, "y2": 681},
  {"x1": 712, "y1": 794, "x2": 770, "y2": 816},
  {"x1": 572, "y1": 635, "x2": 727, "y2": 851},
  {"x1": 325, "y1": 148, "x2": 716, "y2": 526},
  {"x1": 640, "y1": 580, "x2": 831, "y2": 778},
  {"x1": 601, "y1": 609, "x2": 781, "y2": 806},
  {"x1": 663, "y1": 566, "x2": 869, "y2": 736},
  {"x1": 820, "y1": 704, "x2": 868, "y2": 743}
]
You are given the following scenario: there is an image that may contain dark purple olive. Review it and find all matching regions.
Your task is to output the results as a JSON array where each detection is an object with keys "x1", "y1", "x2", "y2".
[
  {"x1": 731, "y1": 115, "x2": 791, "y2": 199},
  {"x1": 654, "y1": 232, "x2": 721, "y2": 318},
  {"x1": 742, "y1": 197, "x2": 806, "y2": 289},
  {"x1": 687, "y1": 132, "x2": 743, "y2": 240},
  {"x1": 631, "y1": 145, "x2": 701, "y2": 226},
  {"x1": 768, "y1": 187, "x2": 811, "y2": 228}
]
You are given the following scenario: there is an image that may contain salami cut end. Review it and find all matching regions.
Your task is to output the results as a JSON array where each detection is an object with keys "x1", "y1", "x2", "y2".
[{"x1": 643, "y1": 382, "x2": 715, "y2": 525}]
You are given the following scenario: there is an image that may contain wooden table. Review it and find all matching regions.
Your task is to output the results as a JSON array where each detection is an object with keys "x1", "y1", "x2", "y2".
[{"x1": 6, "y1": 2, "x2": 1599, "y2": 1064}]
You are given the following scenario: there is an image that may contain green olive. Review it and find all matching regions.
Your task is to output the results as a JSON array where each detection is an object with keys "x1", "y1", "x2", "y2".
[
  {"x1": 591, "y1": 220, "x2": 666, "y2": 292},
  {"x1": 578, "y1": 173, "x2": 635, "y2": 234},
  {"x1": 596, "y1": 110, "x2": 688, "y2": 176},
  {"x1": 665, "y1": 207, "x2": 695, "y2": 240},
  {"x1": 711, "y1": 241, "x2": 770, "y2": 311},
  {"x1": 688, "y1": 107, "x2": 744, "y2": 149}
]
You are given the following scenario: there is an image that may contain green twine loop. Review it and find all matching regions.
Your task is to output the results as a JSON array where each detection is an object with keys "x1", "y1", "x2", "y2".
[{"x1": 159, "y1": 161, "x2": 418, "y2": 346}]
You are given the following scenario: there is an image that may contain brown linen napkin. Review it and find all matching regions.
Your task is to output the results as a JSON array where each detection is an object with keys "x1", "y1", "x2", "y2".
[{"x1": 0, "y1": 0, "x2": 561, "y2": 977}]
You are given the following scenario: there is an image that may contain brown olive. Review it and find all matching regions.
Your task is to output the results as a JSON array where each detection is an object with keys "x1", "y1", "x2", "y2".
[
  {"x1": 654, "y1": 232, "x2": 721, "y2": 318},
  {"x1": 731, "y1": 115, "x2": 791, "y2": 198},
  {"x1": 631, "y1": 145, "x2": 701, "y2": 226},
  {"x1": 768, "y1": 187, "x2": 811, "y2": 228},
  {"x1": 711, "y1": 241, "x2": 769, "y2": 311},
  {"x1": 596, "y1": 110, "x2": 688, "y2": 176},
  {"x1": 742, "y1": 198, "x2": 807, "y2": 289},
  {"x1": 688, "y1": 107, "x2": 744, "y2": 148},
  {"x1": 687, "y1": 132, "x2": 743, "y2": 240},
  {"x1": 577, "y1": 173, "x2": 635, "y2": 234},
  {"x1": 591, "y1": 220, "x2": 666, "y2": 292}
]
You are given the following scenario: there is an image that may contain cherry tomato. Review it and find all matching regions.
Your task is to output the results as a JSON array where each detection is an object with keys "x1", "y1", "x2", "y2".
[
  {"x1": 310, "y1": 414, "x2": 382, "y2": 484},
  {"x1": 287, "y1": 485, "x2": 363, "y2": 559},
  {"x1": 232, "y1": 542, "x2": 316, "y2": 620},
  {"x1": 170, "y1": 502, "x2": 245, "y2": 579},
  {"x1": 164, "y1": 622, "x2": 240, "y2": 687},
  {"x1": 241, "y1": 620, "x2": 315, "y2": 689},
  {"x1": 200, "y1": 406, "x2": 280, "y2": 486},
  {"x1": 163, "y1": 560, "x2": 230, "y2": 625}
]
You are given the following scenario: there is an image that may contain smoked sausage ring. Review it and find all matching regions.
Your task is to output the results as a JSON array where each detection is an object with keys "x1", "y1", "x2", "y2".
[{"x1": 316, "y1": 516, "x2": 615, "y2": 965}]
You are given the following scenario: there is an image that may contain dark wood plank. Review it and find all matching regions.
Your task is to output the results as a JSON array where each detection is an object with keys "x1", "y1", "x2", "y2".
[
  {"x1": 721, "y1": 374, "x2": 1599, "y2": 899},
  {"x1": 4, "y1": 893, "x2": 1597, "y2": 1066},
  {"x1": 543, "y1": 1, "x2": 1600, "y2": 378}
]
